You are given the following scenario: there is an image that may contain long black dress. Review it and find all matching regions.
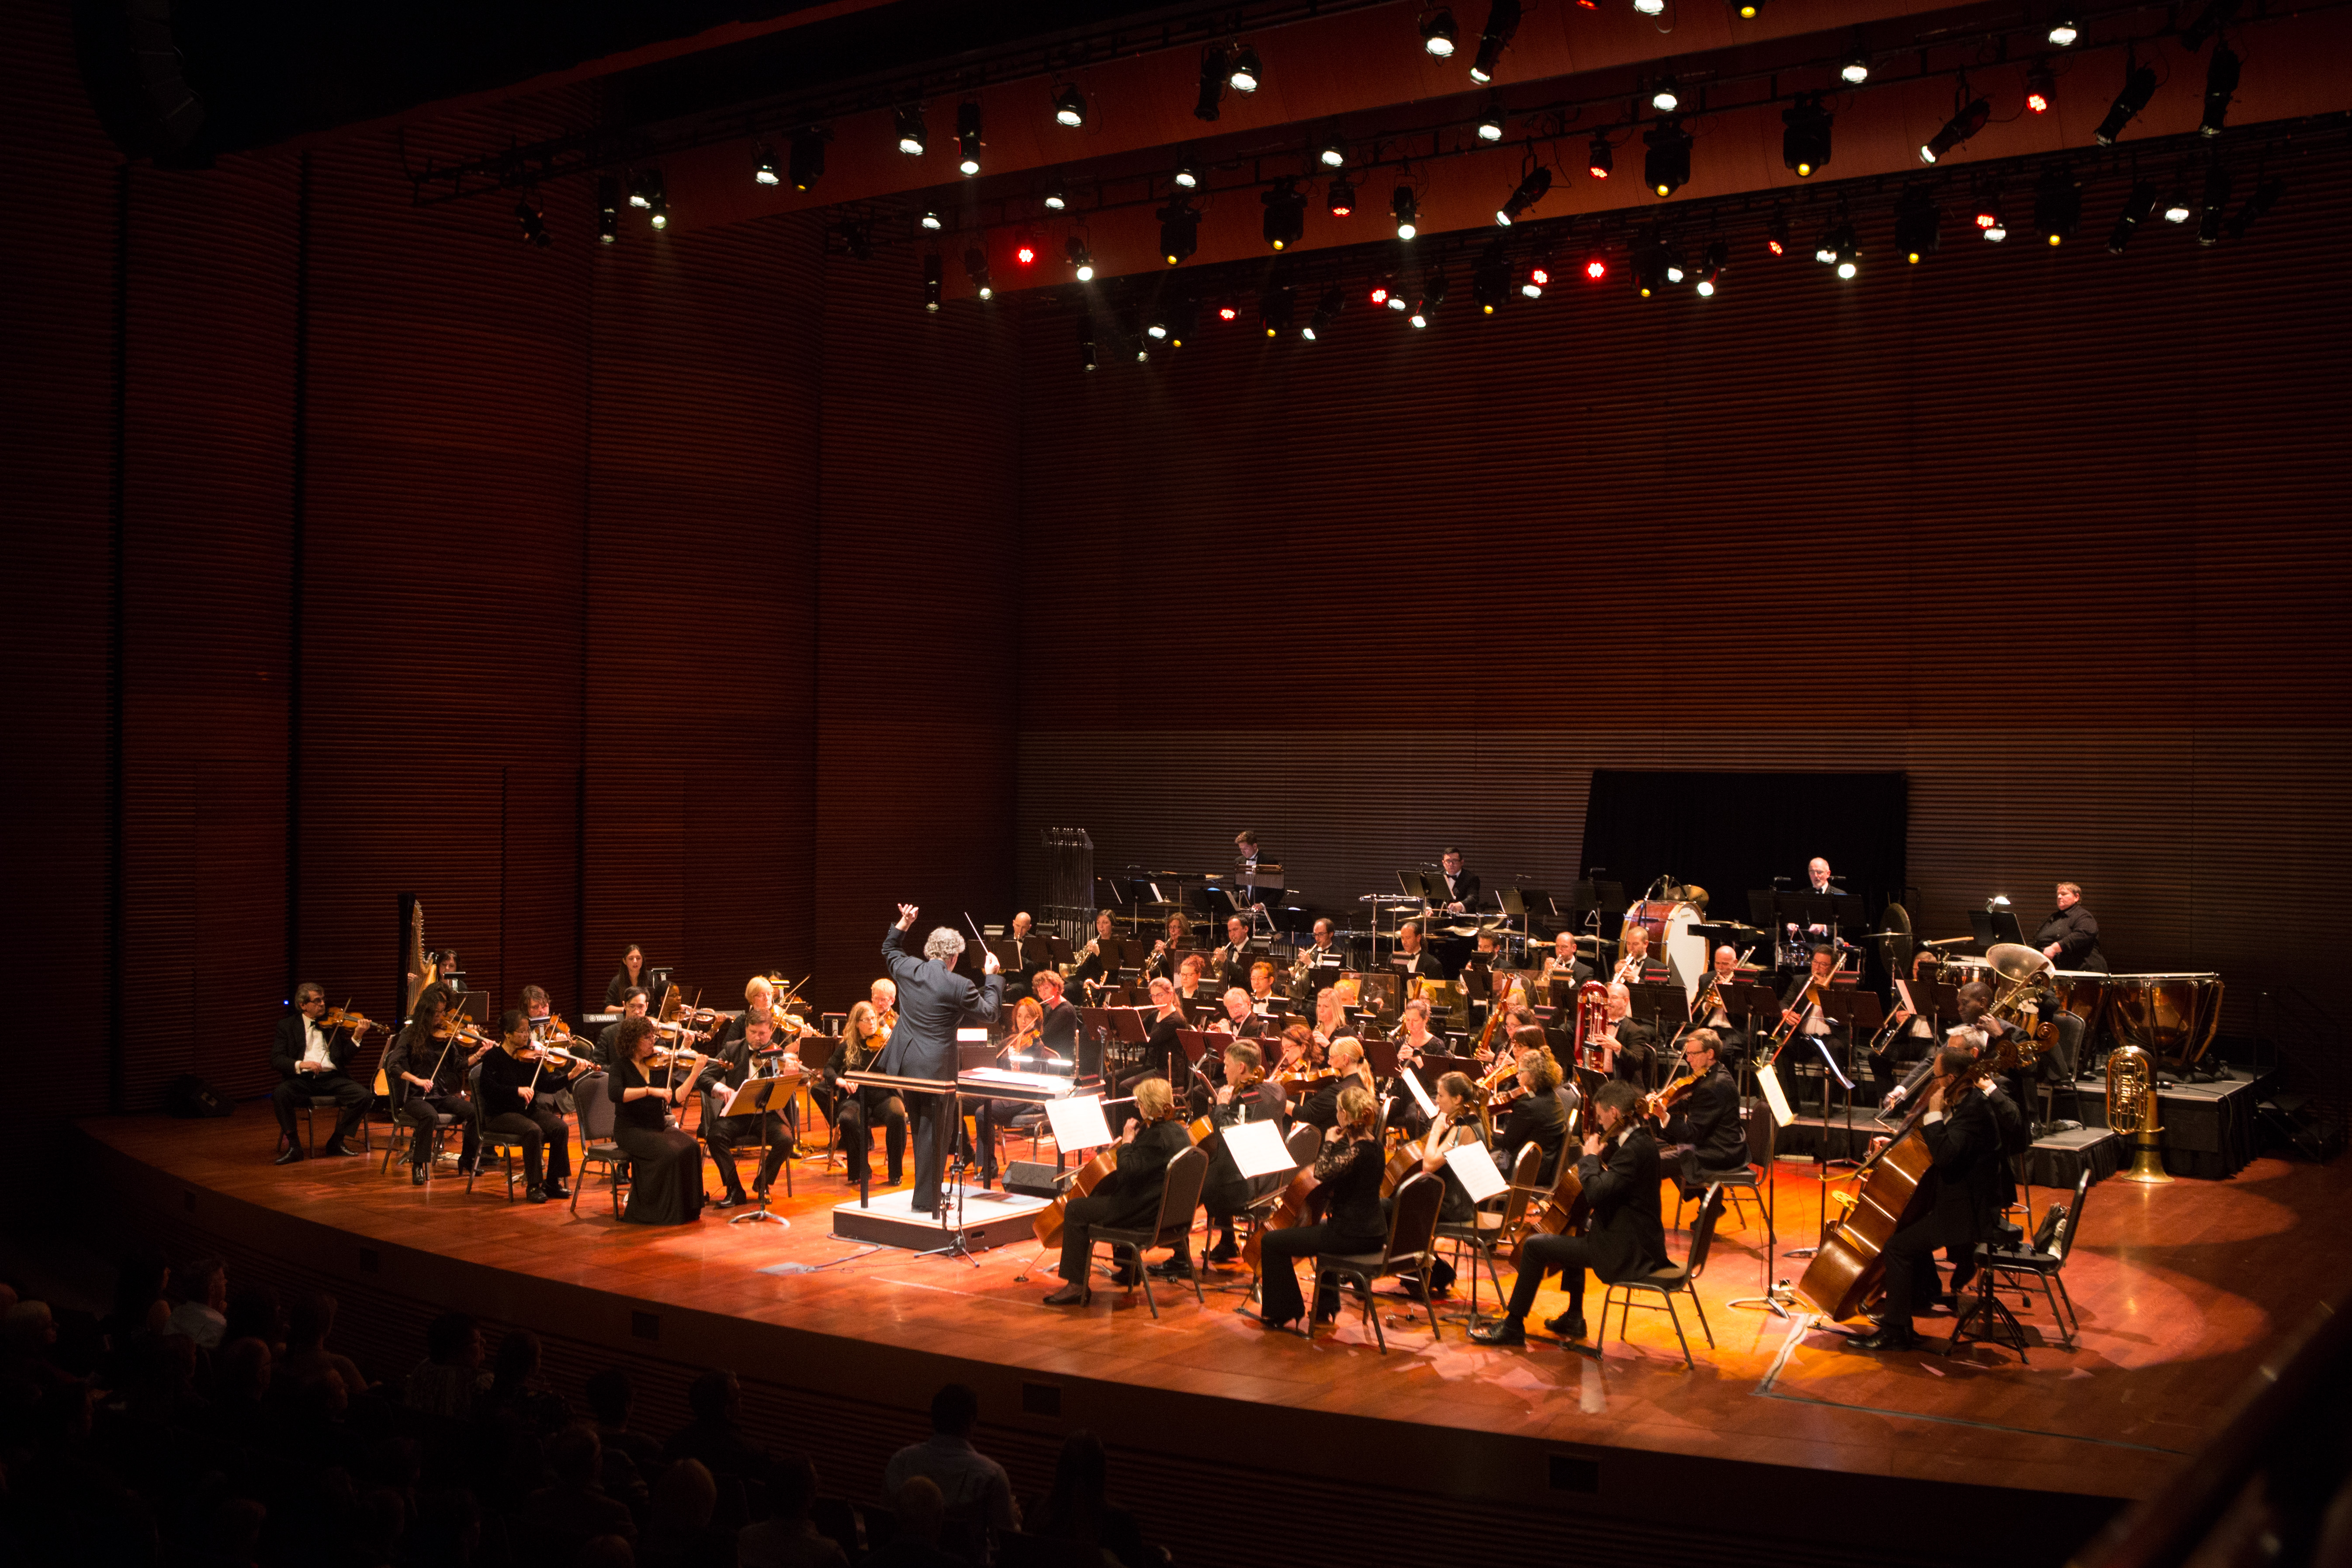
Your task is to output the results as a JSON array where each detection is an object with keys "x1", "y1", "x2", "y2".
[{"x1": 614, "y1": 1059, "x2": 704, "y2": 1225}]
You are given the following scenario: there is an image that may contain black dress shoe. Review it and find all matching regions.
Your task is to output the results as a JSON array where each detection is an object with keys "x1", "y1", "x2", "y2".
[
  {"x1": 1149, "y1": 1258, "x2": 1194, "y2": 1280},
  {"x1": 411, "y1": 1166, "x2": 428, "y2": 1186},
  {"x1": 1110, "y1": 1263, "x2": 1143, "y2": 1288},
  {"x1": 1235, "y1": 1307, "x2": 1301, "y2": 1332},
  {"x1": 1041, "y1": 1283, "x2": 1091, "y2": 1307},
  {"x1": 542, "y1": 1183, "x2": 569, "y2": 1201},
  {"x1": 1469, "y1": 1318, "x2": 1528, "y2": 1346},
  {"x1": 275, "y1": 1147, "x2": 305, "y2": 1166},
  {"x1": 1846, "y1": 1322, "x2": 1920, "y2": 1352},
  {"x1": 1544, "y1": 1311, "x2": 1589, "y2": 1340},
  {"x1": 1205, "y1": 1239, "x2": 1240, "y2": 1264},
  {"x1": 526, "y1": 1186, "x2": 548, "y2": 1204},
  {"x1": 322, "y1": 1140, "x2": 363, "y2": 1158},
  {"x1": 713, "y1": 1194, "x2": 744, "y2": 1210}
]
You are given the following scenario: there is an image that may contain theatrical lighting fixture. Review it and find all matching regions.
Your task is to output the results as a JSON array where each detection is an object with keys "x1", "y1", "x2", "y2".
[
  {"x1": 2107, "y1": 180, "x2": 2158, "y2": 253},
  {"x1": 1634, "y1": 0, "x2": 1664, "y2": 14},
  {"x1": 1652, "y1": 77, "x2": 1680, "y2": 113},
  {"x1": 1782, "y1": 94, "x2": 1832, "y2": 178},
  {"x1": 1158, "y1": 197, "x2": 1200, "y2": 264},
  {"x1": 514, "y1": 195, "x2": 549, "y2": 247},
  {"x1": 1015, "y1": 237, "x2": 1037, "y2": 264},
  {"x1": 1196, "y1": 47, "x2": 1229, "y2": 121},
  {"x1": 1588, "y1": 135, "x2": 1613, "y2": 180},
  {"x1": 1147, "y1": 317, "x2": 1167, "y2": 341},
  {"x1": 1165, "y1": 301, "x2": 1197, "y2": 349},
  {"x1": 1584, "y1": 254, "x2": 1607, "y2": 280},
  {"x1": 1841, "y1": 45, "x2": 1871, "y2": 85},
  {"x1": 2027, "y1": 64, "x2": 2055, "y2": 114},
  {"x1": 1496, "y1": 165, "x2": 1552, "y2": 226},
  {"x1": 2094, "y1": 60, "x2": 2158, "y2": 145},
  {"x1": 838, "y1": 221, "x2": 871, "y2": 260},
  {"x1": 1262, "y1": 179, "x2": 1307, "y2": 250},
  {"x1": 2224, "y1": 178, "x2": 2282, "y2": 240},
  {"x1": 920, "y1": 210, "x2": 942, "y2": 231},
  {"x1": 596, "y1": 177, "x2": 619, "y2": 244},
  {"x1": 1218, "y1": 305, "x2": 1239, "y2": 320},
  {"x1": 1735, "y1": 0, "x2": 1767, "y2": 20},
  {"x1": 1302, "y1": 286, "x2": 1346, "y2": 340},
  {"x1": 1327, "y1": 176, "x2": 1357, "y2": 217},
  {"x1": 1662, "y1": 242, "x2": 1687, "y2": 284},
  {"x1": 1392, "y1": 186, "x2": 1420, "y2": 239},
  {"x1": 1320, "y1": 136, "x2": 1348, "y2": 169},
  {"x1": 755, "y1": 145, "x2": 780, "y2": 186},
  {"x1": 896, "y1": 107, "x2": 927, "y2": 156},
  {"x1": 1634, "y1": 233, "x2": 1669, "y2": 298},
  {"x1": 1229, "y1": 46, "x2": 1262, "y2": 93},
  {"x1": 1260, "y1": 285, "x2": 1293, "y2": 337},
  {"x1": 1920, "y1": 97, "x2": 1991, "y2": 163},
  {"x1": 1695, "y1": 239, "x2": 1728, "y2": 295},
  {"x1": 627, "y1": 172, "x2": 653, "y2": 209},
  {"x1": 1645, "y1": 119, "x2": 1692, "y2": 197},
  {"x1": 1767, "y1": 206, "x2": 1790, "y2": 255},
  {"x1": 1173, "y1": 156, "x2": 1202, "y2": 190},
  {"x1": 1066, "y1": 235, "x2": 1095, "y2": 279},
  {"x1": 1974, "y1": 189, "x2": 2009, "y2": 242},
  {"x1": 790, "y1": 129, "x2": 828, "y2": 192},
  {"x1": 1522, "y1": 261, "x2": 1549, "y2": 298},
  {"x1": 1409, "y1": 271, "x2": 1446, "y2": 327},
  {"x1": 923, "y1": 254, "x2": 942, "y2": 311},
  {"x1": 1895, "y1": 187, "x2": 1941, "y2": 262},
  {"x1": 1054, "y1": 85, "x2": 1088, "y2": 128},
  {"x1": 1080, "y1": 317, "x2": 1097, "y2": 371},
  {"x1": 1830, "y1": 223, "x2": 1859, "y2": 279},
  {"x1": 2034, "y1": 165, "x2": 2081, "y2": 245},
  {"x1": 647, "y1": 190, "x2": 669, "y2": 230},
  {"x1": 1478, "y1": 101, "x2": 1507, "y2": 142},
  {"x1": 1044, "y1": 185, "x2": 1067, "y2": 212},
  {"x1": 1470, "y1": 1, "x2": 1521, "y2": 84},
  {"x1": 2162, "y1": 178, "x2": 2193, "y2": 224},
  {"x1": 2201, "y1": 47, "x2": 2240, "y2": 135},
  {"x1": 1473, "y1": 242, "x2": 1508, "y2": 312},
  {"x1": 1385, "y1": 283, "x2": 1409, "y2": 310},
  {"x1": 2197, "y1": 162, "x2": 2234, "y2": 243},
  {"x1": 2047, "y1": 13, "x2": 2079, "y2": 47},
  {"x1": 956, "y1": 104, "x2": 984, "y2": 175},
  {"x1": 1371, "y1": 283, "x2": 1390, "y2": 307},
  {"x1": 2181, "y1": 0, "x2": 2240, "y2": 52},
  {"x1": 1423, "y1": 8, "x2": 1460, "y2": 56}
]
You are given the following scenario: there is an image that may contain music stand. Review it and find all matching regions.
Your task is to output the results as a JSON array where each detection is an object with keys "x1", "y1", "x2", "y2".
[
  {"x1": 919, "y1": 1080, "x2": 978, "y2": 1268},
  {"x1": 718, "y1": 1073, "x2": 801, "y2": 1227}
]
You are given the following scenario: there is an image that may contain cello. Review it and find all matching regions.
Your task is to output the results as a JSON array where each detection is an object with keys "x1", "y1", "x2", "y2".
[{"x1": 1794, "y1": 1056, "x2": 1986, "y2": 1320}]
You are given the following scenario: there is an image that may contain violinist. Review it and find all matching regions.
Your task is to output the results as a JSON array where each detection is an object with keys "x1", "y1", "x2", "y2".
[
  {"x1": 707, "y1": 978, "x2": 815, "y2": 1147},
  {"x1": 1652, "y1": 1030, "x2": 1747, "y2": 1219},
  {"x1": 1246, "y1": 1083, "x2": 1387, "y2": 1333},
  {"x1": 972, "y1": 984, "x2": 1070, "y2": 1188},
  {"x1": 518, "y1": 985, "x2": 581, "y2": 1115},
  {"x1": 1846, "y1": 1045, "x2": 2003, "y2": 1353},
  {"x1": 269, "y1": 981, "x2": 372, "y2": 1163},
  {"x1": 609, "y1": 1015, "x2": 706, "y2": 1225},
  {"x1": 598, "y1": 987, "x2": 650, "y2": 1069},
  {"x1": 1392, "y1": 921, "x2": 1444, "y2": 982},
  {"x1": 1471, "y1": 1080, "x2": 1665, "y2": 1346},
  {"x1": 478, "y1": 1009, "x2": 576, "y2": 1203},
  {"x1": 1293, "y1": 1037, "x2": 1373, "y2": 1132},
  {"x1": 1070, "y1": 909, "x2": 1120, "y2": 998},
  {"x1": 1492, "y1": 1035, "x2": 1574, "y2": 1185},
  {"x1": 1041, "y1": 1077, "x2": 1191, "y2": 1306},
  {"x1": 383, "y1": 983, "x2": 483, "y2": 1185},
  {"x1": 821, "y1": 983, "x2": 908, "y2": 1188},
  {"x1": 1143, "y1": 912, "x2": 1192, "y2": 982},
  {"x1": 1213, "y1": 917, "x2": 1255, "y2": 994},
  {"x1": 1171, "y1": 1041, "x2": 1288, "y2": 1276},
  {"x1": 604, "y1": 943, "x2": 650, "y2": 1010},
  {"x1": 700, "y1": 1011, "x2": 798, "y2": 1209},
  {"x1": 1403, "y1": 1071, "x2": 1491, "y2": 1296}
]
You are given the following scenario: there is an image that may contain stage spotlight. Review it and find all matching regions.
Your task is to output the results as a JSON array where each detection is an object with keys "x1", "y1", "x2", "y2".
[
  {"x1": 2027, "y1": 64, "x2": 2055, "y2": 114},
  {"x1": 896, "y1": 107, "x2": 927, "y2": 156},
  {"x1": 514, "y1": 195, "x2": 549, "y2": 247},
  {"x1": 1662, "y1": 241, "x2": 1687, "y2": 284},
  {"x1": 784, "y1": 132, "x2": 826, "y2": 195},
  {"x1": 1974, "y1": 189, "x2": 2009, "y2": 242},
  {"x1": 1174, "y1": 157, "x2": 1202, "y2": 190},
  {"x1": 2181, "y1": 0, "x2": 2239, "y2": 52},
  {"x1": 920, "y1": 210, "x2": 943, "y2": 232},
  {"x1": 627, "y1": 172, "x2": 653, "y2": 209},
  {"x1": 2224, "y1": 178, "x2": 2282, "y2": 240},
  {"x1": 2093, "y1": 61, "x2": 2158, "y2": 145},
  {"x1": 1015, "y1": 238, "x2": 1036, "y2": 265},
  {"x1": 957, "y1": 104, "x2": 984, "y2": 174},
  {"x1": 1766, "y1": 206, "x2": 1789, "y2": 255},
  {"x1": 1645, "y1": 119, "x2": 1692, "y2": 197},
  {"x1": 2200, "y1": 47, "x2": 2240, "y2": 135},
  {"x1": 1695, "y1": 239, "x2": 1728, "y2": 295},
  {"x1": 1055, "y1": 85, "x2": 1088, "y2": 128},
  {"x1": 838, "y1": 221, "x2": 871, "y2": 260},
  {"x1": 1320, "y1": 136, "x2": 1348, "y2": 169},
  {"x1": 1303, "y1": 286, "x2": 1346, "y2": 340},
  {"x1": 1165, "y1": 301, "x2": 1197, "y2": 349},
  {"x1": 1392, "y1": 186, "x2": 1420, "y2": 239},
  {"x1": 2162, "y1": 178, "x2": 2192, "y2": 224},
  {"x1": 1259, "y1": 284, "x2": 1292, "y2": 337},
  {"x1": 2047, "y1": 12, "x2": 2079, "y2": 46},
  {"x1": 596, "y1": 177, "x2": 619, "y2": 244},
  {"x1": 2197, "y1": 162, "x2": 2234, "y2": 243},
  {"x1": 1044, "y1": 185, "x2": 1068, "y2": 212},
  {"x1": 1841, "y1": 45, "x2": 1871, "y2": 85},
  {"x1": 1829, "y1": 223, "x2": 1859, "y2": 279},
  {"x1": 1895, "y1": 187, "x2": 1941, "y2": 262},
  {"x1": 923, "y1": 254, "x2": 942, "y2": 311},
  {"x1": 2107, "y1": 180, "x2": 2158, "y2": 253},
  {"x1": 1385, "y1": 283, "x2": 1409, "y2": 310},
  {"x1": 1634, "y1": 233, "x2": 1669, "y2": 298},
  {"x1": 1473, "y1": 242, "x2": 1508, "y2": 313},
  {"x1": 1496, "y1": 165, "x2": 1552, "y2": 225},
  {"x1": 1782, "y1": 93, "x2": 1832, "y2": 178},
  {"x1": 1634, "y1": 0, "x2": 1664, "y2": 14},
  {"x1": 1409, "y1": 271, "x2": 1446, "y2": 327},
  {"x1": 1080, "y1": 317, "x2": 1097, "y2": 371},
  {"x1": 1158, "y1": 197, "x2": 1200, "y2": 264},
  {"x1": 1652, "y1": 77, "x2": 1680, "y2": 113},
  {"x1": 1196, "y1": 47, "x2": 1229, "y2": 120},
  {"x1": 2034, "y1": 165, "x2": 2081, "y2": 245},
  {"x1": 1327, "y1": 176, "x2": 1357, "y2": 217},
  {"x1": 1522, "y1": 260, "x2": 1549, "y2": 298},
  {"x1": 1423, "y1": 8, "x2": 1460, "y2": 56},
  {"x1": 755, "y1": 145, "x2": 780, "y2": 186},
  {"x1": 1230, "y1": 46, "x2": 1262, "y2": 93},
  {"x1": 1588, "y1": 135, "x2": 1613, "y2": 180},
  {"x1": 1066, "y1": 235, "x2": 1095, "y2": 280},
  {"x1": 1920, "y1": 98, "x2": 1991, "y2": 163},
  {"x1": 647, "y1": 189, "x2": 669, "y2": 230},
  {"x1": 1263, "y1": 179, "x2": 1307, "y2": 249},
  {"x1": 1478, "y1": 102, "x2": 1507, "y2": 142},
  {"x1": 1584, "y1": 255, "x2": 1607, "y2": 280},
  {"x1": 1470, "y1": 1, "x2": 1521, "y2": 83},
  {"x1": 1735, "y1": 0, "x2": 1767, "y2": 20}
]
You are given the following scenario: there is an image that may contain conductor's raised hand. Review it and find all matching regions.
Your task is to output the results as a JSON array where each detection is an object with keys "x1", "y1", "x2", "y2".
[
  {"x1": 981, "y1": 947, "x2": 1002, "y2": 975},
  {"x1": 896, "y1": 903, "x2": 919, "y2": 930}
]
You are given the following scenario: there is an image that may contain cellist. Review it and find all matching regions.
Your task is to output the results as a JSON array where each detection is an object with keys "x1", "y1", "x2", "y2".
[
  {"x1": 1158, "y1": 1040, "x2": 1287, "y2": 1280},
  {"x1": 1041, "y1": 1077, "x2": 1190, "y2": 1307},
  {"x1": 1846, "y1": 1043, "x2": 2005, "y2": 1352}
]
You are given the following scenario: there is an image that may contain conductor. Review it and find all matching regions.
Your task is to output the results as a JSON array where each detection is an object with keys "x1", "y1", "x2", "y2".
[{"x1": 879, "y1": 903, "x2": 1003, "y2": 1216}]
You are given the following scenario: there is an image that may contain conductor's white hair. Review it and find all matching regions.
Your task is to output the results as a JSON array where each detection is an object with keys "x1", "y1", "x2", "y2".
[{"x1": 924, "y1": 928, "x2": 967, "y2": 963}]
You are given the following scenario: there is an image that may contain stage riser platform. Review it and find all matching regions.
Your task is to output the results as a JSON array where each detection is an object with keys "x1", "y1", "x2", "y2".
[{"x1": 830, "y1": 1186, "x2": 1052, "y2": 1252}]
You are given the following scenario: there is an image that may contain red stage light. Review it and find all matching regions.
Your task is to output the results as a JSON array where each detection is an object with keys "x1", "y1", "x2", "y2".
[
  {"x1": 2026, "y1": 88, "x2": 2051, "y2": 114},
  {"x1": 1767, "y1": 236, "x2": 1786, "y2": 255},
  {"x1": 1218, "y1": 306, "x2": 1238, "y2": 321},
  {"x1": 1584, "y1": 256, "x2": 1607, "y2": 280},
  {"x1": 1331, "y1": 201, "x2": 1354, "y2": 216},
  {"x1": 1370, "y1": 286, "x2": 1389, "y2": 305},
  {"x1": 1530, "y1": 267, "x2": 1551, "y2": 286},
  {"x1": 1016, "y1": 244, "x2": 1036, "y2": 265}
]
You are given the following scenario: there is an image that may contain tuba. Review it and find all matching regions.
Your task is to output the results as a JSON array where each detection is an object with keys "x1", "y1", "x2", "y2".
[
  {"x1": 1983, "y1": 942, "x2": 2058, "y2": 1071},
  {"x1": 2106, "y1": 1042, "x2": 2172, "y2": 1183}
]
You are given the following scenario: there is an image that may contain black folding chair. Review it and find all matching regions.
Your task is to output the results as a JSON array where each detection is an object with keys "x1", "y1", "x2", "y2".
[
  {"x1": 1600, "y1": 1183, "x2": 1721, "y2": 1368},
  {"x1": 1311, "y1": 1171, "x2": 1446, "y2": 1353},
  {"x1": 1086, "y1": 1144, "x2": 1210, "y2": 1318},
  {"x1": 571, "y1": 1072, "x2": 633, "y2": 1218}
]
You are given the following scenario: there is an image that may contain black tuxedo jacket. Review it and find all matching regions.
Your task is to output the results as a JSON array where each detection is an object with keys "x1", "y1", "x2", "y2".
[
  {"x1": 272, "y1": 1012, "x2": 357, "y2": 1081},
  {"x1": 1916, "y1": 1089, "x2": 2004, "y2": 1245},
  {"x1": 1395, "y1": 949, "x2": 1445, "y2": 980},
  {"x1": 876, "y1": 925, "x2": 1003, "y2": 1082},
  {"x1": 1436, "y1": 870, "x2": 1482, "y2": 909},
  {"x1": 1663, "y1": 1066, "x2": 1747, "y2": 1170},
  {"x1": 1214, "y1": 941, "x2": 1255, "y2": 993},
  {"x1": 1579, "y1": 1126, "x2": 1669, "y2": 1282}
]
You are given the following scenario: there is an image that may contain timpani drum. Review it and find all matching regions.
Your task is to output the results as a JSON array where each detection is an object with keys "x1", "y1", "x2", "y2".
[
  {"x1": 1340, "y1": 970, "x2": 1400, "y2": 1018},
  {"x1": 1621, "y1": 899, "x2": 1706, "y2": 1003},
  {"x1": 2107, "y1": 973, "x2": 2224, "y2": 1069},
  {"x1": 2049, "y1": 970, "x2": 2112, "y2": 1034}
]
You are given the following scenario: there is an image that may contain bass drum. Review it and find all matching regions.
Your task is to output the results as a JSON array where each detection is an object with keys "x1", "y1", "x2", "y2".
[{"x1": 1621, "y1": 900, "x2": 1706, "y2": 1003}]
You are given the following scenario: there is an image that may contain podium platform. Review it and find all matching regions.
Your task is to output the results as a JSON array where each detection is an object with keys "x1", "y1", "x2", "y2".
[{"x1": 828, "y1": 1183, "x2": 1054, "y2": 1252}]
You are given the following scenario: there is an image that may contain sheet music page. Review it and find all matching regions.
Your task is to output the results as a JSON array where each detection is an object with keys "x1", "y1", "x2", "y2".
[
  {"x1": 719, "y1": 1074, "x2": 800, "y2": 1116},
  {"x1": 1444, "y1": 1141, "x2": 1508, "y2": 1203},
  {"x1": 1223, "y1": 1118, "x2": 1297, "y2": 1180},
  {"x1": 1400, "y1": 1068, "x2": 1437, "y2": 1118},
  {"x1": 1043, "y1": 1094, "x2": 1113, "y2": 1152},
  {"x1": 1757, "y1": 1063, "x2": 1796, "y2": 1128}
]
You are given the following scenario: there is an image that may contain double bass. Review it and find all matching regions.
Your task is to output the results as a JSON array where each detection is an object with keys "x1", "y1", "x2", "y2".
[{"x1": 1794, "y1": 1056, "x2": 1986, "y2": 1320}]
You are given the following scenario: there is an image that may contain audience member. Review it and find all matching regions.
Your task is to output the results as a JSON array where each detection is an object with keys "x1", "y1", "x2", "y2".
[
  {"x1": 281, "y1": 1289, "x2": 371, "y2": 1407},
  {"x1": 519, "y1": 1422, "x2": 637, "y2": 1566},
  {"x1": 1025, "y1": 1429, "x2": 1160, "y2": 1568},
  {"x1": 883, "y1": 1382, "x2": 1020, "y2": 1538},
  {"x1": 662, "y1": 1368, "x2": 776, "y2": 1499},
  {"x1": 164, "y1": 1255, "x2": 229, "y2": 1350},
  {"x1": 737, "y1": 1454, "x2": 849, "y2": 1568},
  {"x1": 405, "y1": 1311, "x2": 487, "y2": 1422},
  {"x1": 641, "y1": 1456, "x2": 732, "y2": 1568},
  {"x1": 866, "y1": 1475, "x2": 964, "y2": 1568}
]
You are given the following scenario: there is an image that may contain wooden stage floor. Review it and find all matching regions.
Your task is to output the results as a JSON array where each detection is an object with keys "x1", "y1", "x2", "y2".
[{"x1": 70, "y1": 1109, "x2": 2352, "y2": 1568}]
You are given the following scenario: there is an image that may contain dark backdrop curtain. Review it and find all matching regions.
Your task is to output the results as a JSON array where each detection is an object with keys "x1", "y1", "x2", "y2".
[{"x1": 1578, "y1": 771, "x2": 1908, "y2": 923}]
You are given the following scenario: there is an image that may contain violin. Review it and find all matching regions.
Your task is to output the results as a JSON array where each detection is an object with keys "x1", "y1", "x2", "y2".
[
  {"x1": 1642, "y1": 1070, "x2": 1701, "y2": 1122},
  {"x1": 321, "y1": 1007, "x2": 386, "y2": 1038}
]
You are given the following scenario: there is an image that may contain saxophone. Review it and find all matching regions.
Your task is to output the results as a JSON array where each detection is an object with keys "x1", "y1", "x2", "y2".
[{"x1": 2106, "y1": 1042, "x2": 2172, "y2": 1184}]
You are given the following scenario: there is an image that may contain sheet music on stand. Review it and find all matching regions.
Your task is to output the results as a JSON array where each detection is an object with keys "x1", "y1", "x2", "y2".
[
  {"x1": 1445, "y1": 1142, "x2": 1509, "y2": 1204},
  {"x1": 1222, "y1": 1118, "x2": 1299, "y2": 1181},
  {"x1": 1399, "y1": 1067, "x2": 1437, "y2": 1119},
  {"x1": 1756, "y1": 1063, "x2": 1797, "y2": 1128},
  {"x1": 1043, "y1": 1094, "x2": 1113, "y2": 1153},
  {"x1": 718, "y1": 1071, "x2": 804, "y2": 1115}
]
